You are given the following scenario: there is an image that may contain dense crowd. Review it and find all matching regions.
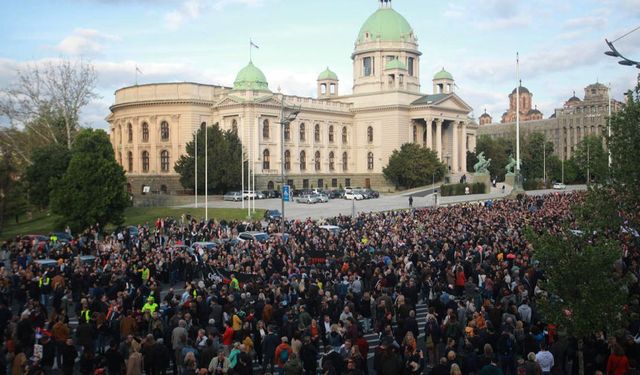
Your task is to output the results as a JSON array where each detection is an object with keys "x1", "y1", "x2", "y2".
[{"x1": 1, "y1": 192, "x2": 639, "y2": 375}]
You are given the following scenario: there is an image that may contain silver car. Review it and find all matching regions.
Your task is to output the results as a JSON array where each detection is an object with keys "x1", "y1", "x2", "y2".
[
  {"x1": 296, "y1": 194, "x2": 320, "y2": 204},
  {"x1": 223, "y1": 191, "x2": 243, "y2": 201},
  {"x1": 315, "y1": 193, "x2": 329, "y2": 203}
]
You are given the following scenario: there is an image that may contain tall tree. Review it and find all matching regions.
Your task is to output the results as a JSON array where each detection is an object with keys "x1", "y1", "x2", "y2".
[
  {"x1": 521, "y1": 132, "x2": 556, "y2": 183},
  {"x1": 573, "y1": 135, "x2": 608, "y2": 183},
  {"x1": 0, "y1": 152, "x2": 28, "y2": 233},
  {"x1": 0, "y1": 59, "x2": 98, "y2": 162},
  {"x1": 24, "y1": 144, "x2": 71, "y2": 209},
  {"x1": 383, "y1": 143, "x2": 446, "y2": 189},
  {"x1": 174, "y1": 124, "x2": 243, "y2": 194},
  {"x1": 49, "y1": 129, "x2": 128, "y2": 232}
]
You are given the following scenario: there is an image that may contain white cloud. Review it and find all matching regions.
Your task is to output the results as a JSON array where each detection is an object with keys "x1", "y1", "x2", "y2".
[
  {"x1": 55, "y1": 28, "x2": 120, "y2": 56},
  {"x1": 164, "y1": 0, "x2": 266, "y2": 31},
  {"x1": 563, "y1": 16, "x2": 607, "y2": 30}
]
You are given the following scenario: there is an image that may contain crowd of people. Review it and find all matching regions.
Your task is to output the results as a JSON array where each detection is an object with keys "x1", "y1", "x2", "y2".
[{"x1": 1, "y1": 192, "x2": 639, "y2": 375}]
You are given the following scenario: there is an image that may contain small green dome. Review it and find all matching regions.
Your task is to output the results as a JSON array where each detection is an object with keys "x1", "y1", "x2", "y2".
[
  {"x1": 385, "y1": 58, "x2": 407, "y2": 70},
  {"x1": 233, "y1": 61, "x2": 270, "y2": 92},
  {"x1": 318, "y1": 67, "x2": 338, "y2": 81},
  {"x1": 357, "y1": 8, "x2": 414, "y2": 43},
  {"x1": 433, "y1": 68, "x2": 453, "y2": 81}
]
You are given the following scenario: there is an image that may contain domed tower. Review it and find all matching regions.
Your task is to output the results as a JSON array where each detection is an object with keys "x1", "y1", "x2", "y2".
[
  {"x1": 352, "y1": 0, "x2": 421, "y2": 94},
  {"x1": 433, "y1": 68, "x2": 454, "y2": 94},
  {"x1": 527, "y1": 105, "x2": 543, "y2": 120},
  {"x1": 317, "y1": 67, "x2": 339, "y2": 99},
  {"x1": 564, "y1": 91, "x2": 582, "y2": 108},
  {"x1": 231, "y1": 61, "x2": 271, "y2": 99},
  {"x1": 479, "y1": 109, "x2": 492, "y2": 126}
]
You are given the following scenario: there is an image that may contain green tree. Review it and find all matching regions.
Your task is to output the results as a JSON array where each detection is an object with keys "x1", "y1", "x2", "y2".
[
  {"x1": 0, "y1": 153, "x2": 28, "y2": 232},
  {"x1": 383, "y1": 143, "x2": 446, "y2": 189},
  {"x1": 521, "y1": 132, "x2": 556, "y2": 185},
  {"x1": 49, "y1": 129, "x2": 128, "y2": 232},
  {"x1": 24, "y1": 144, "x2": 71, "y2": 208},
  {"x1": 573, "y1": 135, "x2": 608, "y2": 183},
  {"x1": 466, "y1": 151, "x2": 477, "y2": 173},
  {"x1": 174, "y1": 124, "x2": 243, "y2": 194},
  {"x1": 475, "y1": 135, "x2": 513, "y2": 180}
]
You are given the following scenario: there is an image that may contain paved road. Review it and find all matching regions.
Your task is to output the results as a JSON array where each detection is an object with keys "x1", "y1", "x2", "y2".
[{"x1": 177, "y1": 185, "x2": 587, "y2": 220}]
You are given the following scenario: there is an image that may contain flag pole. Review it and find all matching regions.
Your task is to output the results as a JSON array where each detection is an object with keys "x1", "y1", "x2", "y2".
[
  {"x1": 205, "y1": 122, "x2": 208, "y2": 222},
  {"x1": 195, "y1": 130, "x2": 198, "y2": 209}
]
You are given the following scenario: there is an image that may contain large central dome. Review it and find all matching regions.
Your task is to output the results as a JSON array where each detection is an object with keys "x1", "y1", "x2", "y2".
[{"x1": 357, "y1": 7, "x2": 414, "y2": 43}]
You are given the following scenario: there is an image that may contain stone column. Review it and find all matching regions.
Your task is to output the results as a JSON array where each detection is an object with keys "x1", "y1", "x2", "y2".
[
  {"x1": 452, "y1": 122, "x2": 459, "y2": 172},
  {"x1": 425, "y1": 118, "x2": 433, "y2": 150},
  {"x1": 435, "y1": 119, "x2": 443, "y2": 160},
  {"x1": 459, "y1": 122, "x2": 467, "y2": 173}
]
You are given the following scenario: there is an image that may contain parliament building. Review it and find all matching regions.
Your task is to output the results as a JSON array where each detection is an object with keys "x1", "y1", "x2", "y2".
[{"x1": 108, "y1": 1, "x2": 477, "y2": 194}]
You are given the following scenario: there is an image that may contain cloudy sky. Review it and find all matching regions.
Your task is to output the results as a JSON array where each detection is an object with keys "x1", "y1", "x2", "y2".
[{"x1": 1, "y1": 0, "x2": 639, "y2": 129}]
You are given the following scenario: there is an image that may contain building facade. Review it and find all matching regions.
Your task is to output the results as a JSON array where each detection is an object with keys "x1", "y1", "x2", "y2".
[
  {"x1": 478, "y1": 82, "x2": 623, "y2": 160},
  {"x1": 108, "y1": 1, "x2": 476, "y2": 194}
]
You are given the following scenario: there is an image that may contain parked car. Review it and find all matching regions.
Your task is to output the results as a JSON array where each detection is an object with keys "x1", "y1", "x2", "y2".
[
  {"x1": 296, "y1": 194, "x2": 320, "y2": 204},
  {"x1": 190, "y1": 242, "x2": 218, "y2": 254},
  {"x1": 344, "y1": 191, "x2": 364, "y2": 200},
  {"x1": 328, "y1": 190, "x2": 345, "y2": 199},
  {"x1": 224, "y1": 191, "x2": 243, "y2": 201},
  {"x1": 264, "y1": 210, "x2": 282, "y2": 220},
  {"x1": 238, "y1": 231, "x2": 269, "y2": 243},
  {"x1": 364, "y1": 189, "x2": 380, "y2": 198},
  {"x1": 49, "y1": 232, "x2": 73, "y2": 243},
  {"x1": 319, "y1": 225, "x2": 341, "y2": 235},
  {"x1": 553, "y1": 182, "x2": 566, "y2": 190},
  {"x1": 315, "y1": 193, "x2": 329, "y2": 203},
  {"x1": 269, "y1": 232, "x2": 290, "y2": 244},
  {"x1": 262, "y1": 190, "x2": 281, "y2": 198},
  {"x1": 256, "y1": 191, "x2": 266, "y2": 199},
  {"x1": 242, "y1": 190, "x2": 257, "y2": 199}
]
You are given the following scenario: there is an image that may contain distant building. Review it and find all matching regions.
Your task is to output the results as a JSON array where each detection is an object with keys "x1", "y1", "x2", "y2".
[
  {"x1": 500, "y1": 85, "x2": 543, "y2": 123},
  {"x1": 478, "y1": 82, "x2": 623, "y2": 160}
]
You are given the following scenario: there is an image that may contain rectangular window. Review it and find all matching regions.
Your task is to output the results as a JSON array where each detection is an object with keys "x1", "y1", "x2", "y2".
[
  {"x1": 407, "y1": 57, "x2": 414, "y2": 76},
  {"x1": 363, "y1": 57, "x2": 372, "y2": 76},
  {"x1": 302, "y1": 179, "x2": 309, "y2": 189},
  {"x1": 345, "y1": 178, "x2": 351, "y2": 187},
  {"x1": 287, "y1": 179, "x2": 294, "y2": 189},
  {"x1": 331, "y1": 178, "x2": 338, "y2": 188},
  {"x1": 318, "y1": 179, "x2": 324, "y2": 189}
]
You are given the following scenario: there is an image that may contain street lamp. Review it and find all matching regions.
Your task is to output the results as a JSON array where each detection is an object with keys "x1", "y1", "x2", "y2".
[
  {"x1": 604, "y1": 26, "x2": 640, "y2": 69},
  {"x1": 279, "y1": 99, "x2": 300, "y2": 234}
]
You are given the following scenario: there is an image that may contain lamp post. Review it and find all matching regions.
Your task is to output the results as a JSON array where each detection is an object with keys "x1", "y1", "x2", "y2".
[
  {"x1": 604, "y1": 26, "x2": 640, "y2": 69},
  {"x1": 279, "y1": 99, "x2": 300, "y2": 234},
  {"x1": 543, "y1": 141, "x2": 546, "y2": 187}
]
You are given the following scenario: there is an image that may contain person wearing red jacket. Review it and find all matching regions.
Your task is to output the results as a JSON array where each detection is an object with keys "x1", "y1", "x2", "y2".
[
  {"x1": 222, "y1": 321, "x2": 234, "y2": 354},
  {"x1": 606, "y1": 343, "x2": 630, "y2": 375}
]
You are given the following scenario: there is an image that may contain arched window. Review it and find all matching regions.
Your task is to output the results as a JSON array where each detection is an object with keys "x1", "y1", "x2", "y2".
[
  {"x1": 300, "y1": 150, "x2": 306, "y2": 171},
  {"x1": 367, "y1": 126, "x2": 373, "y2": 143},
  {"x1": 142, "y1": 151, "x2": 149, "y2": 172},
  {"x1": 263, "y1": 149, "x2": 270, "y2": 170},
  {"x1": 329, "y1": 125, "x2": 334, "y2": 143},
  {"x1": 284, "y1": 150, "x2": 291, "y2": 170},
  {"x1": 342, "y1": 152, "x2": 348, "y2": 171},
  {"x1": 342, "y1": 127, "x2": 348, "y2": 144},
  {"x1": 315, "y1": 151, "x2": 321, "y2": 171},
  {"x1": 284, "y1": 123, "x2": 290, "y2": 141},
  {"x1": 267, "y1": 181, "x2": 275, "y2": 190},
  {"x1": 231, "y1": 119, "x2": 238, "y2": 134},
  {"x1": 263, "y1": 119, "x2": 270, "y2": 139},
  {"x1": 329, "y1": 152, "x2": 335, "y2": 171},
  {"x1": 314, "y1": 124, "x2": 321, "y2": 142},
  {"x1": 160, "y1": 185, "x2": 168, "y2": 194},
  {"x1": 127, "y1": 151, "x2": 133, "y2": 172},
  {"x1": 160, "y1": 150, "x2": 170, "y2": 172},
  {"x1": 127, "y1": 123, "x2": 133, "y2": 143},
  {"x1": 367, "y1": 152, "x2": 374, "y2": 170},
  {"x1": 160, "y1": 121, "x2": 169, "y2": 140},
  {"x1": 300, "y1": 123, "x2": 306, "y2": 142},
  {"x1": 142, "y1": 122, "x2": 149, "y2": 142}
]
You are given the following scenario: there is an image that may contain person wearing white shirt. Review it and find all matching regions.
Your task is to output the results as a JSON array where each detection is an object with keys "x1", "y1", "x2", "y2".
[{"x1": 536, "y1": 345, "x2": 554, "y2": 374}]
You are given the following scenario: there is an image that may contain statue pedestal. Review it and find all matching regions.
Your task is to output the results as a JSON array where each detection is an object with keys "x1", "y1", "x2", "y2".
[
  {"x1": 504, "y1": 174, "x2": 515, "y2": 187},
  {"x1": 473, "y1": 173, "x2": 491, "y2": 191}
]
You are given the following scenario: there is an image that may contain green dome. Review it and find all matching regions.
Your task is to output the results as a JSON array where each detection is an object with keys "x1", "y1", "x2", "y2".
[
  {"x1": 233, "y1": 61, "x2": 270, "y2": 92},
  {"x1": 318, "y1": 67, "x2": 338, "y2": 81},
  {"x1": 433, "y1": 68, "x2": 453, "y2": 80},
  {"x1": 357, "y1": 8, "x2": 414, "y2": 43},
  {"x1": 385, "y1": 58, "x2": 407, "y2": 70}
]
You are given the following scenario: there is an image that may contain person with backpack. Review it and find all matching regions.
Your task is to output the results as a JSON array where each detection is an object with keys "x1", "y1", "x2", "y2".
[
  {"x1": 275, "y1": 337, "x2": 292, "y2": 375},
  {"x1": 497, "y1": 330, "x2": 515, "y2": 375}
]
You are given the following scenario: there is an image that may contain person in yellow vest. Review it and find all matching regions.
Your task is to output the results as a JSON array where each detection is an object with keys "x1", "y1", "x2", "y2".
[
  {"x1": 80, "y1": 307, "x2": 92, "y2": 323},
  {"x1": 39, "y1": 273, "x2": 52, "y2": 306},
  {"x1": 230, "y1": 274, "x2": 240, "y2": 291},
  {"x1": 141, "y1": 296, "x2": 158, "y2": 314},
  {"x1": 140, "y1": 266, "x2": 150, "y2": 284}
]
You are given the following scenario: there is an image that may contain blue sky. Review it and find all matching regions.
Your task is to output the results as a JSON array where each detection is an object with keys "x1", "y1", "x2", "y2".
[{"x1": 1, "y1": 0, "x2": 639, "y2": 129}]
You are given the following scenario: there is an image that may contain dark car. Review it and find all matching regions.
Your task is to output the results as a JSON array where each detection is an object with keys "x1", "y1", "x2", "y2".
[
  {"x1": 363, "y1": 189, "x2": 380, "y2": 198},
  {"x1": 264, "y1": 210, "x2": 282, "y2": 220},
  {"x1": 328, "y1": 190, "x2": 345, "y2": 199},
  {"x1": 49, "y1": 232, "x2": 73, "y2": 244},
  {"x1": 262, "y1": 190, "x2": 281, "y2": 198}
]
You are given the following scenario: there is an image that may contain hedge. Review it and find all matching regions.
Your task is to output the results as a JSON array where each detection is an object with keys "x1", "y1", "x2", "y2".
[{"x1": 440, "y1": 182, "x2": 487, "y2": 196}]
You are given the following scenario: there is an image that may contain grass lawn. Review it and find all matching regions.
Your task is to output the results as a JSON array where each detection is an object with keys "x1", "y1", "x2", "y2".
[{"x1": 1, "y1": 207, "x2": 264, "y2": 240}]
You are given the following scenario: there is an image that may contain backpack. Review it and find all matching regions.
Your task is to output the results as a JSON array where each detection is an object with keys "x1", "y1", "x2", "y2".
[{"x1": 279, "y1": 348, "x2": 289, "y2": 363}]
